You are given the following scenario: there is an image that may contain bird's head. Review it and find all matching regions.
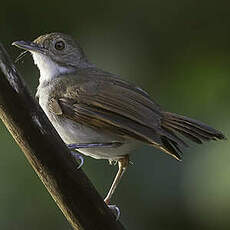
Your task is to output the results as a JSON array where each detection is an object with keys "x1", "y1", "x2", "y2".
[{"x1": 12, "y1": 32, "x2": 92, "y2": 82}]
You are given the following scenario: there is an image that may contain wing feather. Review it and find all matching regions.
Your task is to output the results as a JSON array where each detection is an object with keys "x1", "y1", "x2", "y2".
[
  {"x1": 58, "y1": 97, "x2": 162, "y2": 146},
  {"x1": 46, "y1": 72, "x2": 186, "y2": 160}
]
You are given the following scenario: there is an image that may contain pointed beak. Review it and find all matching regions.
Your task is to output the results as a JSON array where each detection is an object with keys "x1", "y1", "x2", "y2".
[{"x1": 12, "y1": 41, "x2": 46, "y2": 54}]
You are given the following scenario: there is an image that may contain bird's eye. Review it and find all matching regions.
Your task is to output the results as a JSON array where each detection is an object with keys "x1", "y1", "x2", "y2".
[{"x1": 55, "y1": 41, "x2": 65, "y2": 50}]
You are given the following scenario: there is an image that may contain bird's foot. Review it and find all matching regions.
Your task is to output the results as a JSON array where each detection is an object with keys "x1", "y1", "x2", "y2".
[
  {"x1": 70, "y1": 151, "x2": 84, "y2": 169},
  {"x1": 104, "y1": 197, "x2": 120, "y2": 220},
  {"x1": 109, "y1": 160, "x2": 118, "y2": 165},
  {"x1": 108, "y1": 204, "x2": 120, "y2": 220}
]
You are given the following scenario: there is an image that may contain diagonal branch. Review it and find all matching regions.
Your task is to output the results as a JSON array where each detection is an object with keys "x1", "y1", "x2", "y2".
[{"x1": 0, "y1": 42, "x2": 126, "y2": 230}]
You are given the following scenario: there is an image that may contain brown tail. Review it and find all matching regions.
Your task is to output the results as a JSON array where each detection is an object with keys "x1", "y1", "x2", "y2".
[{"x1": 160, "y1": 112, "x2": 226, "y2": 160}]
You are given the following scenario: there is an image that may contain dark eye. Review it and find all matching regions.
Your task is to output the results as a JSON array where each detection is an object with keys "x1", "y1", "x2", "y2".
[{"x1": 55, "y1": 41, "x2": 65, "y2": 50}]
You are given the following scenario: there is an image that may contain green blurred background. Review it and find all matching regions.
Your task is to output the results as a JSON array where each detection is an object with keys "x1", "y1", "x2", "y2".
[{"x1": 0, "y1": 0, "x2": 229, "y2": 229}]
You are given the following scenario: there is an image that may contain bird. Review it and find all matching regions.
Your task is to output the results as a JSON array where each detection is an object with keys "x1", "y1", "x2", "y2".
[{"x1": 12, "y1": 32, "x2": 226, "y2": 208}]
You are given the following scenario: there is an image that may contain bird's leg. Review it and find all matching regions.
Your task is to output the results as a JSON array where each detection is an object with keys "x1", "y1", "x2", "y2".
[
  {"x1": 104, "y1": 155, "x2": 129, "y2": 205},
  {"x1": 67, "y1": 142, "x2": 122, "y2": 169}
]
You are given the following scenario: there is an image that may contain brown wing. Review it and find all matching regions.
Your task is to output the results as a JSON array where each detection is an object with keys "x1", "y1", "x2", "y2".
[{"x1": 48, "y1": 73, "x2": 186, "y2": 160}]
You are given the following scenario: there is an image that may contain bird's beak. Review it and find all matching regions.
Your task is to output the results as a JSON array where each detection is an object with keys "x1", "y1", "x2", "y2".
[{"x1": 12, "y1": 41, "x2": 46, "y2": 54}]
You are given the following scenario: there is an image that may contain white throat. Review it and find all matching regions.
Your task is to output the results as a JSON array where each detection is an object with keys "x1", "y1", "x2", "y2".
[{"x1": 32, "y1": 52, "x2": 70, "y2": 84}]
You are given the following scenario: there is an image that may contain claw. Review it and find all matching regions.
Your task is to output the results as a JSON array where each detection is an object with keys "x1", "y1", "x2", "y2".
[
  {"x1": 70, "y1": 151, "x2": 84, "y2": 169},
  {"x1": 108, "y1": 205, "x2": 120, "y2": 220},
  {"x1": 109, "y1": 160, "x2": 118, "y2": 166}
]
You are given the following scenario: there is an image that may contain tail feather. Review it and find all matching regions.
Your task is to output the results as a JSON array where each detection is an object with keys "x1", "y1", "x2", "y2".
[
  {"x1": 164, "y1": 122, "x2": 203, "y2": 144},
  {"x1": 160, "y1": 112, "x2": 226, "y2": 160},
  {"x1": 161, "y1": 137, "x2": 183, "y2": 160},
  {"x1": 166, "y1": 119, "x2": 217, "y2": 141}
]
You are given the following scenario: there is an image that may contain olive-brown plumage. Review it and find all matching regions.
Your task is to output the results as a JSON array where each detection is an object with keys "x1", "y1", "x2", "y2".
[{"x1": 12, "y1": 32, "x2": 225, "y2": 206}]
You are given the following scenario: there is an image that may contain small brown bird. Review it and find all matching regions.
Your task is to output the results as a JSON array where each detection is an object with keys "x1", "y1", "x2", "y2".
[{"x1": 12, "y1": 33, "x2": 225, "y2": 208}]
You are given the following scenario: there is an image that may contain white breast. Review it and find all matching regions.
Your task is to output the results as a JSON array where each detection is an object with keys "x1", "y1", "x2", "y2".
[{"x1": 32, "y1": 52, "x2": 69, "y2": 83}]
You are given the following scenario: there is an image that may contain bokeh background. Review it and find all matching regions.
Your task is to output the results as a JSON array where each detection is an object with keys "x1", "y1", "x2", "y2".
[{"x1": 0, "y1": 0, "x2": 230, "y2": 229}]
